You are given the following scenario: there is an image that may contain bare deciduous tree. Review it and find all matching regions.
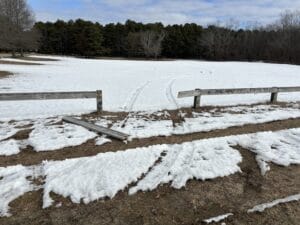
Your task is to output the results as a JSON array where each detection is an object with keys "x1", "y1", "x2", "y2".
[
  {"x1": 126, "y1": 30, "x2": 165, "y2": 58},
  {"x1": 267, "y1": 10, "x2": 300, "y2": 63},
  {"x1": 140, "y1": 30, "x2": 165, "y2": 58},
  {"x1": 0, "y1": 0, "x2": 38, "y2": 57}
]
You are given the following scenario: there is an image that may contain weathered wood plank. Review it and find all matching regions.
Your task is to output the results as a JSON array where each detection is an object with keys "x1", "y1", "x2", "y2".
[
  {"x1": 62, "y1": 116, "x2": 129, "y2": 141},
  {"x1": 270, "y1": 92, "x2": 278, "y2": 103},
  {"x1": 0, "y1": 91, "x2": 96, "y2": 101},
  {"x1": 178, "y1": 90, "x2": 201, "y2": 98},
  {"x1": 96, "y1": 90, "x2": 103, "y2": 112},
  {"x1": 200, "y1": 87, "x2": 278, "y2": 95},
  {"x1": 178, "y1": 86, "x2": 300, "y2": 98},
  {"x1": 193, "y1": 89, "x2": 201, "y2": 108},
  {"x1": 277, "y1": 87, "x2": 300, "y2": 92}
]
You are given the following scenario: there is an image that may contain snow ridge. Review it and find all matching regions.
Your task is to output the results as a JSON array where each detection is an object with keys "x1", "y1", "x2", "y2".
[
  {"x1": 248, "y1": 194, "x2": 300, "y2": 213},
  {"x1": 203, "y1": 213, "x2": 233, "y2": 223}
]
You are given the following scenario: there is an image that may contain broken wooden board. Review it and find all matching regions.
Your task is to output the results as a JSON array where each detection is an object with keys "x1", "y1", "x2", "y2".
[{"x1": 63, "y1": 116, "x2": 129, "y2": 141}]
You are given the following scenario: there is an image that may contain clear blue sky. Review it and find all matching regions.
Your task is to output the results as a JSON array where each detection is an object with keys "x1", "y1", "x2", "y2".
[{"x1": 27, "y1": 0, "x2": 299, "y2": 27}]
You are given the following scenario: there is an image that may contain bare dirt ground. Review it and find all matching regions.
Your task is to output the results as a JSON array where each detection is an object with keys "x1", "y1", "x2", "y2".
[
  {"x1": 0, "y1": 60, "x2": 42, "y2": 65},
  {"x1": 0, "y1": 54, "x2": 59, "y2": 65},
  {"x1": 0, "y1": 71, "x2": 12, "y2": 79},
  {"x1": 13, "y1": 56, "x2": 59, "y2": 62},
  {"x1": 0, "y1": 104, "x2": 299, "y2": 224}
]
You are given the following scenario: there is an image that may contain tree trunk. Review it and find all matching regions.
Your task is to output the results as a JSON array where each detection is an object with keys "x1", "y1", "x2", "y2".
[{"x1": 12, "y1": 49, "x2": 16, "y2": 58}]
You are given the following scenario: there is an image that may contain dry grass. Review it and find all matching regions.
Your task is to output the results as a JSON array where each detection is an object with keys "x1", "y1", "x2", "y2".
[
  {"x1": 17, "y1": 56, "x2": 59, "y2": 62},
  {"x1": 0, "y1": 60, "x2": 42, "y2": 65},
  {"x1": 0, "y1": 71, "x2": 12, "y2": 79}
]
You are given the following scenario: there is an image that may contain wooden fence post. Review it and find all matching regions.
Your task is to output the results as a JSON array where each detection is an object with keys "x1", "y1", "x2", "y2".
[
  {"x1": 193, "y1": 89, "x2": 201, "y2": 108},
  {"x1": 96, "y1": 90, "x2": 102, "y2": 112},
  {"x1": 270, "y1": 92, "x2": 278, "y2": 103}
]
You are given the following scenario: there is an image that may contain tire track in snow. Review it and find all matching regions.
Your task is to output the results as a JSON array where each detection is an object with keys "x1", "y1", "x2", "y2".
[
  {"x1": 165, "y1": 79, "x2": 179, "y2": 109},
  {"x1": 123, "y1": 81, "x2": 151, "y2": 112},
  {"x1": 120, "y1": 81, "x2": 151, "y2": 128}
]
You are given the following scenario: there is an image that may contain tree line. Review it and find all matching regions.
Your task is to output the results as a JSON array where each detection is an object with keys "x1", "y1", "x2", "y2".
[
  {"x1": 34, "y1": 11, "x2": 300, "y2": 64},
  {"x1": 1, "y1": 0, "x2": 300, "y2": 64}
]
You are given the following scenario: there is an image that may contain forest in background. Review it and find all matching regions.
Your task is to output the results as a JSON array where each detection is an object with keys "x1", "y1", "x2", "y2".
[
  {"x1": 34, "y1": 11, "x2": 300, "y2": 64},
  {"x1": 1, "y1": 0, "x2": 300, "y2": 64}
]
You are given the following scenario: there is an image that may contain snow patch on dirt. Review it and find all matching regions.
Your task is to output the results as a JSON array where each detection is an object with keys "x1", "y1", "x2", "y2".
[
  {"x1": 0, "y1": 128, "x2": 300, "y2": 216},
  {"x1": 248, "y1": 194, "x2": 300, "y2": 213}
]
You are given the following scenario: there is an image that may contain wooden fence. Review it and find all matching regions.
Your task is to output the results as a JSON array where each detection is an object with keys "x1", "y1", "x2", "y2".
[
  {"x1": 0, "y1": 90, "x2": 103, "y2": 112},
  {"x1": 178, "y1": 86, "x2": 300, "y2": 108}
]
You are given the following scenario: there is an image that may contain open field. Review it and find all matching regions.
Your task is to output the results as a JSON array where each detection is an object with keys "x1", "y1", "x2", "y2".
[
  {"x1": 0, "y1": 55, "x2": 300, "y2": 119},
  {"x1": 0, "y1": 56, "x2": 299, "y2": 224}
]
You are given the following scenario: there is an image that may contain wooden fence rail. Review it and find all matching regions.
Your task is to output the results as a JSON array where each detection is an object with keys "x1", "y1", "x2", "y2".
[
  {"x1": 0, "y1": 90, "x2": 103, "y2": 112},
  {"x1": 178, "y1": 86, "x2": 300, "y2": 108}
]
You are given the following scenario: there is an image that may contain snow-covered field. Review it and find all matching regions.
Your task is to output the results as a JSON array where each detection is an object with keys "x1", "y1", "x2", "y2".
[
  {"x1": 0, "y1": 56, "x2": 300, "y2": 120},
  {"x1": 0, "y1": 56, "x2": 300, "y2": 218}
]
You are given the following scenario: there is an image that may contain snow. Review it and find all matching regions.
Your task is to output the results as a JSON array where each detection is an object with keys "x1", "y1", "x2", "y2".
[
  {"x1": 0, "y1": 140, "x2": 20, "y2": 156},
  {"x1": 0, "y1": 122, "x2": 20, "y2": 141},
  {"x1": 28, "y1": 122, "x2": 97, "y2": 151},
  {"x1": 247, "y1": 194, "x2": 300, "y2": 213},
  {"x1": 0, "y1": 165, "x2": 39, "y2": 217},
  {"x1": 95, "y1": 136, "x2": 112, "y2": 146},
  {"x1": 113, "y1": 117, "x2": 173, "y2": 138},
  {"x1": 0, "y1": 117, "x2": 99, "y2": 155},
  {"x1": 112, "y1": 104, "x2": 300, "y2": 139},
  {"x1": 203, "y1": 213, "x2": 233, "y2": 223},
  {"x1": 1, "y1": 104, "x2": 299, "y2": 156},
  {"x1": 1, "y1": 56, "x2": 299, "y2": 217},
  {"x1": 42, "y1": 146, "x2": 163, "y2": 208},
  {"x1": 0, "y1": 128, "x2": 299, "y2": 216},
  {"x1": 233, "y1": 128, "x2": 300, "y2": 175},
  {"x1": 129, "y1": 138, "x2": 242, "y2": 194},
  {"x1": 0, "y1": 56, "x2": 300, "y2": 119}
]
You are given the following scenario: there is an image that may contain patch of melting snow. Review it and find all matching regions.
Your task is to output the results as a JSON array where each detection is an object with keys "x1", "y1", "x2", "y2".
[
  {"x1": 42, "y1": 146, "x2": 164, "y2": 208},
  {"x1": 203, "y1": 213, "x2": 233, "y2": 223},
  {"x1": 0, "y1": 128, "x2": 300, "y2": 216},
  {"x1": 95, "y1": 136, "x2": 112, "y2": 146},
  {"x1": 129, "y1": 138, "x2": 242, "y2": 194},
  {"x1": 248, "y1": 193, "x2": 300, "y2": 213},
  {"x1": 112, "y1": 104, "x2": 300, "y2": 139},
  {"x1": 0, "y1": 139, "x2": 21, "y2": 156},
  {"x1": 232, "y1": 128, "x2": 300, "y2": 175},
  {"x1": 1, "y1": 104, "x2": 300, "y2": 156},
  {"x1": 28, "y1": 122, "x2": 97, "y2": 151},
  {"x1": 0, "y1": 165, "x2": 41, "y2": 217}
]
